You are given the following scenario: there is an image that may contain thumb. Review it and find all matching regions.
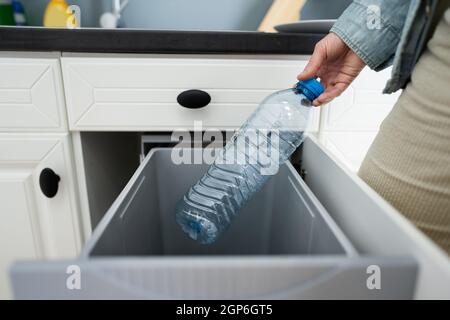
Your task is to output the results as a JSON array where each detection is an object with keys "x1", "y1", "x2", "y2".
[{"x1": 297, "y1": 44, "x2": 325, "y2": 81}]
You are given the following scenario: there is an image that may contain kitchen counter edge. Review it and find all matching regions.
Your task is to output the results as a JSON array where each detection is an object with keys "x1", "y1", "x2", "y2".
[{"x1": 0, "y1": 27, "x2": 325, "y2": 54}]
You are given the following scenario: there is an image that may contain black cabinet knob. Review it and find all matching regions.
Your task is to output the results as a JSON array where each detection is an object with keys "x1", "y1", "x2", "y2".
[
  {"x1": 177, "y1": 89, "x2": 211, "y2": 109},
  {"x1": 39, "y1": 168, "x2": 60, "y2": 198}
]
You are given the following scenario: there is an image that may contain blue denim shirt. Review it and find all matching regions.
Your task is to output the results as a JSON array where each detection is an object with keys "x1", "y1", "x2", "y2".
[{"x1": 330, "y1": 0, "x2": 438, "y2": 94}]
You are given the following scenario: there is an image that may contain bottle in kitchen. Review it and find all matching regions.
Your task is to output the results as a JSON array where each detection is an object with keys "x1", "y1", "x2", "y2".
[
  {"x1": 0, "y1": 0, "x2": 15, "y2": 26},
  {"x1": 44, "y1": 0, "x2": 75, "y2": 28},
  {"x1": 12, "y1": 0, "x2": 27, "y2": 26},
  {"x1": 175, "y1": 78, "x2": 324, "y2": 244}
]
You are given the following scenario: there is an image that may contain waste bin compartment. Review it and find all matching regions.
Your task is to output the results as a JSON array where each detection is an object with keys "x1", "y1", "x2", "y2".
[
  {"x1": 10, "y1": 142, "x2": 418, "y2": 300},
  {"x1": 83, "y1": 148, "x2": 355, "y2": 258}
]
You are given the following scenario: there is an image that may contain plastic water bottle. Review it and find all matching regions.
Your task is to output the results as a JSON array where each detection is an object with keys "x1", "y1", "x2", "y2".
[
  {"x1": 12, "y1": 0, "x2": 27, "y2": 26},
  {"x1": 176, "y1": 79, "x2": 324, "y2": 244}
]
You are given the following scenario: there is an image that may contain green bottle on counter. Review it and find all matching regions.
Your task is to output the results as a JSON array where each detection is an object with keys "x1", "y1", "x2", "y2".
[{"x1": 0, "y1": 0, "x2": 15, "y2": 25}]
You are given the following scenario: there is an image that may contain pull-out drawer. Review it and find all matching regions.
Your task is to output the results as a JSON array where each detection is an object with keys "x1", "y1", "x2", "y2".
[
  {"x1": 0, "y1": 56, "x2": 67, "y2": 132},
  {"x1": 11, "y1": 135, "x2": 450, "y2": 299},
  {"x1": 62, "y1": 56, "x2": 320, "y2": 131}
]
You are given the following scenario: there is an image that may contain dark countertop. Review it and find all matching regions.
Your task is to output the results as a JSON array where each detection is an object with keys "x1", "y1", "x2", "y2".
[{"x1": 0, "y1": 27, "x2": 324, "y2": 54}]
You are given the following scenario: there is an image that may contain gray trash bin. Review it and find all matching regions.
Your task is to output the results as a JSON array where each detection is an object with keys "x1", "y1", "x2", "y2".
[
  {"x1": 10, "y1": 148, "x2": 417, "y2": 299},
  {"x1": 86, "y1": 148, "x2": 355, "y2": 258}
]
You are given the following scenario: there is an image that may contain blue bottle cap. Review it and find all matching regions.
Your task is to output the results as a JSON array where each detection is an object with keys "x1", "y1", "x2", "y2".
[{"x1": 296, "y1": 78, "x2": 325, "y2": 101}]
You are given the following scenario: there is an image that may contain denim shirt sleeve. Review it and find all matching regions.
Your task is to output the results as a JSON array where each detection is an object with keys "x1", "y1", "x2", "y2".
[{"x1": 330, "y1": 0, "x2": 411, "y2": 71}]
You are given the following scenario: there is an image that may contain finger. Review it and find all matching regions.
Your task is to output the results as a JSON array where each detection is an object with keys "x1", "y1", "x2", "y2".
[
  {"x1": 319, "y1": 78, "x2": 328, "y2": 90},
  {"x1": 333, "y1": 71, "x2": 357, "y2": 87},
  {"x1": 312, "y1": 83, "x2": 348, "y2": 106},
  {"x1": 313, "y1": 84, "x2": 346, "y2": 106},
  {"x1": 297, "y1": 44, "x2": 325, "y2": 81},
  {"x1": 313, "y1": 89, "x2": 340, "y2": 106}
]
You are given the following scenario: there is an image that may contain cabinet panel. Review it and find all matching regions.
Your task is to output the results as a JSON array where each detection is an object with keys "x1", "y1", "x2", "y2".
[
  {"x1": 319, "y1": 132, "x2": 378, "y2": 172},
  {"x1": 0, "y1": 58, "x2": 67, "y2": 132},
  {"x1": 320, "y1": 67, "x2": 400, "y2": 132},
  {"x1": 0, "y1": 134, "x2": 81, "y2": 299},
  {"x1": 317, "y1": 68, "x2": 401, "y2": 172}
]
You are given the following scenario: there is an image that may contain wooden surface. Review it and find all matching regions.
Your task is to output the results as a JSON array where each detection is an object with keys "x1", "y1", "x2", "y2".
[{"x1": 258, "y1": 0, "x2": 306, "y2": 32}]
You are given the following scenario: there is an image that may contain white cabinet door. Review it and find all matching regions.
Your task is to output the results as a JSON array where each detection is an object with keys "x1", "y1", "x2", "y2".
[
  {"x1": 0, "y1": 57, "x2": 67, "y2": 132},
  {"x1": 0, "y1": 134, "x2": 82, "y2": 299}
]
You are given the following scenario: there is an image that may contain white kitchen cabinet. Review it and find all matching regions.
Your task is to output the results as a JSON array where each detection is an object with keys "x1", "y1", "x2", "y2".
[
  {"x1": 0, "y1": 134, "x2": 82, "y2": 299},
  {"x1": 9, "y1": 136, "x2": 450, "y2": 299},
  {"x1": 2, "y1": 51, "x2": 447, "y2": 300},
  {"x1": 318, "y1": 67, "x2": 401, "y2": 171},
  {"x1": 320, "y1": 67, "x2": 400, "y2": 132},
  {"x1": 320, "y1": 132, "x2": 378, "y2": 172},
  {"x1": 61, "y1": 56, "x2": 320, "y2": 131},
  {"x1": 0, "y1": 55, "x2": 68, "y2": 132}
]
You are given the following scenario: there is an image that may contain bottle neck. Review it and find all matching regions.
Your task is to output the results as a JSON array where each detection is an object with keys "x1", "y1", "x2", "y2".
[{"x1": 296, "y1": 80, "x2": 324, "y2": 102}]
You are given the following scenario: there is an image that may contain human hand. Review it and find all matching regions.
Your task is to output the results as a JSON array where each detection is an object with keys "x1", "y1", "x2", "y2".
[{"x1": 298, "y1": 33, "x2": 366, "y2": 106}]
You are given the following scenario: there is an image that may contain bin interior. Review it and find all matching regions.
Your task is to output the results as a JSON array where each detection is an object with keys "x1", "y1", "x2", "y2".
[{"x1": 87, "y1": 149, "x2": 353, "y2": 257}]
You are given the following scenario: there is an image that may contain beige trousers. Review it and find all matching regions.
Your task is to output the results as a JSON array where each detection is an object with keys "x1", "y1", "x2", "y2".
[{"x1": 359, "y1": 10, "x2": 450, "y2": 254}]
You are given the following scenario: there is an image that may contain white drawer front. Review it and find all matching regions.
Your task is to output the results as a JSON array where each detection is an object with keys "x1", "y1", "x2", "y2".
[
  {"x1": 62, "y1": 57, "x2": 319, "y2": 131},
  {"x1": 0, "y1": 58, "x2": 67, "y2": 132}
]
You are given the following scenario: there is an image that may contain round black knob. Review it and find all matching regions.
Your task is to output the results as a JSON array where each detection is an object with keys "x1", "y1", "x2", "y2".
[
  {"x1": 177, "y1": 89, "x2": 211, "y2": 109},
  {"x1": 39, "y1": 168, "x2": 60, "y2": 198}
]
